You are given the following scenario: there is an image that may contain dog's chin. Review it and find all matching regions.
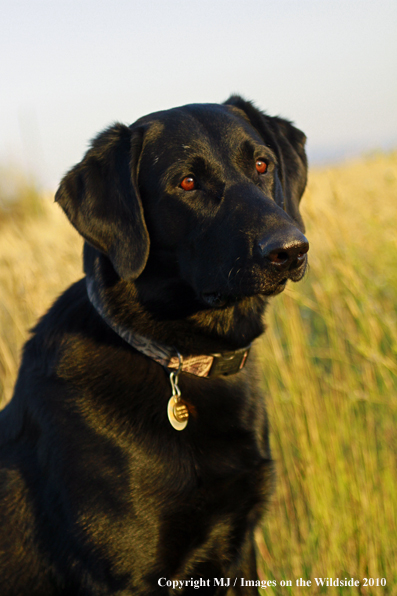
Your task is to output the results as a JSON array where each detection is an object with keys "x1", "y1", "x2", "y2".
[
  {"x1": 200, "y1": 279, "x2": 288, "y2": 308},
  {"x1": 262, "y1": 279, "x2": 288, "y2": 296},
  {"x1": 200, "y1": 292, "x2": 232, "y2": 308}
]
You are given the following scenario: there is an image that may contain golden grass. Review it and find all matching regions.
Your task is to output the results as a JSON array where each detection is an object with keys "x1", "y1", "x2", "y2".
[
  {"x1": 0, "y1": 187, "x2": 83, "y2": 402},
  {"x1": 257, "y1": 152, "x2": 397, "y2": 594},
  {"x1": 1, "y1": 153, "x2": 396, "y2": 593}
]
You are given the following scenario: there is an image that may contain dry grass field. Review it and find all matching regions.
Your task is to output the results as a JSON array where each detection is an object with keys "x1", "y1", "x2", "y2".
[{"x1": 1, "y1": 152, "x2": 396, "y2": 593}]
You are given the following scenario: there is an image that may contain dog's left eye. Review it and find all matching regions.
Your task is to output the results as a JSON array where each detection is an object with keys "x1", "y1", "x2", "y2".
[
  {"x1": 255, "y1": 160, "x2": 268, "y2": 174},
  {"x1": 180, "y1": 176, "x2": 196, "y2": 191}
]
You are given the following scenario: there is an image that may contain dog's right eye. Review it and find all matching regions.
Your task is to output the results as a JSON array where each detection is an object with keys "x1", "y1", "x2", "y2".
[
  {"x1": 180, "y1": 176, "x2": 196, "y2": 191},
  {"x1": 255, "y1": 159, "x2": 268, "y2": 174}
]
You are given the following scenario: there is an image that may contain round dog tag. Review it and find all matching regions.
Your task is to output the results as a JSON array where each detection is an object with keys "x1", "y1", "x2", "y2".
[{"x1": 167, "y1": 395, "x2": 189, "y2": 431}]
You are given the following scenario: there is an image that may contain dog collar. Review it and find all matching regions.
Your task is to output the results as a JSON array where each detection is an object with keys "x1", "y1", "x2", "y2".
[
  {"x1": 87, "y1": 277, "x2": 250, "y2": 431},
  {"x1": 86, "y1": 278, "x2": 250, "y2": 379}
]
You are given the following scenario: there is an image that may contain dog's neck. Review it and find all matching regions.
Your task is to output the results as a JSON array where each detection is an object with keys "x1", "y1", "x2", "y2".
[{"x1": 86, "y1": 276, "x2": 251, "y2": 378}]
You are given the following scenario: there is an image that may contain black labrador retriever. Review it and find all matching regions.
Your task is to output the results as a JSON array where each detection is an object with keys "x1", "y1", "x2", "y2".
[{"x1": 0, "y1": 96, "x2": 308, "y2": 595}]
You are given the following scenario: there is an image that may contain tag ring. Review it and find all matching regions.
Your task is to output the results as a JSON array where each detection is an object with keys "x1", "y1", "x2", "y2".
[{"x1": 167, "y1": 350, "x2": 189, "y2": 431}]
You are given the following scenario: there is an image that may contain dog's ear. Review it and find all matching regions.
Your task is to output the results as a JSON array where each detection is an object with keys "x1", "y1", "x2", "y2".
[
  {"x1": 225, "y1": 95, "x2": 308, "y2": 230},
  {"x1": 55, "y1": 123, "x2": 149, "y2": 281}
]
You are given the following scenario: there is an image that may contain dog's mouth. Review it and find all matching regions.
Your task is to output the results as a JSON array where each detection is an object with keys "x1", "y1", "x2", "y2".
[
  {"x1": 198, "y1": 249, "x2": 309, "y2": 308},
  {"x1": 201, "y1": 278, "x2": 288, "y2": 308}
]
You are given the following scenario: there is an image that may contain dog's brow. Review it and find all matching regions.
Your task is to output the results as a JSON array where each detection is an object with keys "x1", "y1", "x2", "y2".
[
  {"x1": 238, "y1": 139, "x2": 256, "y2": 160},
  {"x1": 160, "y1": 153, "x2": 220, "y2": 186},
  {"x1": 238, "y1": 139, "x2": 279, "y2": 166}
]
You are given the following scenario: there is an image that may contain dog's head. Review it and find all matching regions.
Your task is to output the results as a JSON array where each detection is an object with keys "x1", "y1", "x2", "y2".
[{"x1": 56, "y1": 97, "x2": 308, "y2": 313}]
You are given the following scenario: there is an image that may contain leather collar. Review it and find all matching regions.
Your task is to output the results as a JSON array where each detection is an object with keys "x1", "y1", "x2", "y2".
[{"x1": 86, "y1": 278, "x2": 250, "y2": 378}]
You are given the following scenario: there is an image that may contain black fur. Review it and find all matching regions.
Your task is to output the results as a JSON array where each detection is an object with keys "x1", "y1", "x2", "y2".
[{"x1": 0, "y1": 97, "x2": 308, "y2": 595}]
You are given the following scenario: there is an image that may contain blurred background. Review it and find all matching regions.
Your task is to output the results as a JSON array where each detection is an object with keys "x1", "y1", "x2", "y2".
[
  {"x1": 0, "y1": 0, "x2": 396, "y2": 190},
  {"x1": 1, "y1": 0, "x2": 396, "y2": 592}
]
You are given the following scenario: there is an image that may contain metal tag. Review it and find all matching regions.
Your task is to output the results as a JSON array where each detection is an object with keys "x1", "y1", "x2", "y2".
[{"x1": 167, "y1": 370, "x2": 189, "y2": 431}]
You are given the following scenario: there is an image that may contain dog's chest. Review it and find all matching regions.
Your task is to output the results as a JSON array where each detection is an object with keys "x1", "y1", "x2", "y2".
[
  {"x1": 56, "y1": 338, "x2": 273, "y2": 585},
  {"x1": 114, "y1": 427, "x2": 273, "y2": 581}
]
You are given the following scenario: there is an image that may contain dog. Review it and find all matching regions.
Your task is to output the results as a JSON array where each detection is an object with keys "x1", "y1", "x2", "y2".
[{"x1": 0, "y1": 96, "x2": 308, "y2": 595}]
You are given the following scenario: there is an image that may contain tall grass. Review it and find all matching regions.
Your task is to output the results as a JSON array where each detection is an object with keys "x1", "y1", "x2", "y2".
[
  {"x1": 1, "y1": 154, "x2": 396, "y2": 593},
  {"x1": 257, "y1": 152, "x2": 397, "y2": 594},
  {"x1": 0, "y1": 171, "x2": 82, "y2": 402}
]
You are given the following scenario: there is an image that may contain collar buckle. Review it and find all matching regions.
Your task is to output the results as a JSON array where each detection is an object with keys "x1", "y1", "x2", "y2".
[{"x1": 208, "y1": 347, "x2": 250, "y2": 377}]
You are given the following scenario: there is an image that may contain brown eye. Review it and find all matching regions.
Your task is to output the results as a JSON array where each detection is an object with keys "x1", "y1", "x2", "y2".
[
  {"x1": 256, "y1": 160, "x2": 267, "y2": 174},
  {"x1": 180, "y1": 176, "x2": 195, "y2": 191}
]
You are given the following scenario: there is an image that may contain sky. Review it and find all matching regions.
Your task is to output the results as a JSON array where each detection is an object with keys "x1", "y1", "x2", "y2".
[{"x1": 1, "y1": 0, "x2": 396, "y2": 190}]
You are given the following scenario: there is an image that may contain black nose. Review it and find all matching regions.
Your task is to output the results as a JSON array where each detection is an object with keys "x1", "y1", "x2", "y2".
[{"x1": 257, "y1": 230, "x2": 309, "y2": 271}]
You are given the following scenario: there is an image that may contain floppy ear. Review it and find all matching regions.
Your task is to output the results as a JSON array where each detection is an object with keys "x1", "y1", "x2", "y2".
[
  {"x1": 55, "y1": 123, "x2": 149, "y2": 281},
  {"x1": 224, "y1": 95, "x2": 308, "y2": 230}
]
